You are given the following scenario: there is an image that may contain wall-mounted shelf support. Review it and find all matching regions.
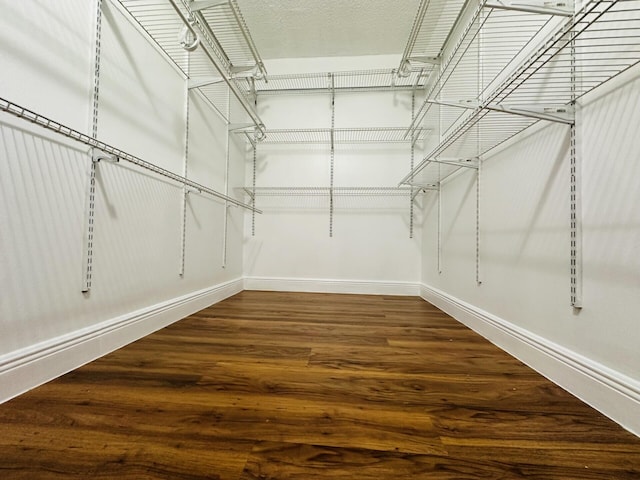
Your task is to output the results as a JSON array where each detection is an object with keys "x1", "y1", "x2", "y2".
[
  {"x1": 228, "y1": 123, "x2": 255, "y2": 132},
  {"x1": 485, "y1": 0, "x2": 574, "y2": 17},
  {"x1": 188, "y1": 77, "x2": 224, "y2": 89},
  {"x1": 81, "y1": 0, "x2": 104, "y2": 294},
  {"x1": 92, "y1": 151, "x2": 119, "y2": 164},
  {"x1": 428, "y1": 99, "x2": 479, "y2": 110},
  {"x1": 329, "y1": 73, "x2": 336, "y2": 238},
  {"x1": 486, "y1": 104, "x2": 575, "y2": 124},
  {"x1": 191, "y1": 0, "x2": 229, "y2": 11},
  {"x1": 243, "y1": 187, "x2": 255, "y2": 201}
]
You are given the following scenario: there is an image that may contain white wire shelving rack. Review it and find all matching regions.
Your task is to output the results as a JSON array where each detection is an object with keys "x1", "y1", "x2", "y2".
[
  {"x1": 243, "y1": 65, "x2": 432, "y2": 237},
  {"x1": 401, "y1": 0, "x2": 640, "y2": 187},
  {"x1": 117, "y1": 0, "x2": 266, "y2": 133},
  {"x1": 399, "y1": 0, "x2": 640, "y2": 306},
  {"x1": 397, "y1": 0, "x2": 467, "y2": 76}
]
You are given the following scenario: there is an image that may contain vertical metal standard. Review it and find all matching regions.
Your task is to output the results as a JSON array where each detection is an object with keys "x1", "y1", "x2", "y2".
[
  {"x1": 222, "y1": 87, "x2": 231, "y2": 268},
  {"x1": 329, "y1": 73, "x2": 335, "y2": 238},
  {"x1": 81, "y1": 0, "x2": 103, "y2": 293},
  {"x1": 569, "y1": 23, "x2": 582, "y2": 308},
  {"x1": 476, "y1": 1, "x2": 483, "y2": 286},
  {"x1": 251, "y1": 133, "x2": 257, "y2": 237},
  {"x1": 437, "y1": 166, "x2": 442, "y2": 274},
  {"x1": 476, "y1": 157, "x2": 482, "y2": 285},
  {"x1": 179, "y1": 54, "x2": 192, "y2": 277},
  {"x1": 409, "y1": 92, "x2": 416, "y2": 239}
]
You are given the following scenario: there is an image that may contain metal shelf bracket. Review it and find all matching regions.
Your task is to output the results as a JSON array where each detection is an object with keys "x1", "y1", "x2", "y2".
[
  {"x1": 487, "y1": 104, "x2": 575, "y2": 124},
  {"x1": 191, "y1": 0, "x2": 229, "y2": 11},
  {"x1": 92, "y1": 151, "x2": 119, "y2": 164},
  {"x1": 485, "y1": 0, "x2": 574, "y2": 17},
  {"x1": 429, "y1": 157, "x2": 479, "y2": 169},
  {"x1": 188, "y1": 76, "x2": 224, "y2": 89},
  {"x1": 428, "y1": 99, "x2": 480, "y2": 110}
]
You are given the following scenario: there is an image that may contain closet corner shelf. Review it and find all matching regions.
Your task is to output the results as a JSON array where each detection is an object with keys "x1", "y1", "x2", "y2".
[
  {"x1": 254, "y1": 68, "x2": 431, "y2": 95},
  {"x1": 235, "y1": 127, "x2": 430, "y2": 145},
  {"x1": 398, "y1": 0, "x2": 467, "y2": 76},
  {"x1": 401, "y1": 0, "x2": 640, "y2": 187},
  {"x1": 117, "y1": 0, "x2": 266, "y2": 131}
]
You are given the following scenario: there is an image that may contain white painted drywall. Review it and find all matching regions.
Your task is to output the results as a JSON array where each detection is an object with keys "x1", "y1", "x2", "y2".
[
  {"x1": 420, "y1": 64, "x2": 640, "y2": 427},
  {"x1": 0, "y1": 0, "x2": 246, "y2": 399}
]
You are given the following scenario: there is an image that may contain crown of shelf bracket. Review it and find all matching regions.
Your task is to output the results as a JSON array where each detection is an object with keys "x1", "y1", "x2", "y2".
[
  {"x1": 485, "y1": 0, "x2": 574, "y2": 17},
  {"x1": 242, "y1": 187, "x2": 255, "y2": 201},
  {"x1": 228, "y1": 123, "x2": 255, "y2": 132}
]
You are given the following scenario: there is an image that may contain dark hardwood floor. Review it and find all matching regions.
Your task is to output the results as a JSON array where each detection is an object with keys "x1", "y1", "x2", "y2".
[{"x1": 1, "y1": 291, "x2": 639, "y2": 479}]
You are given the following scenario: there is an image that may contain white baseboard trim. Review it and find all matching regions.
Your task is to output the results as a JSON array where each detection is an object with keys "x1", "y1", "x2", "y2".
[
  {"x1": 420, "y1": 283, "x2": 640, "y2": 437},
  {"x1": 244, "y1": 276, "x2": 420, "y2": 296},
  {"x1": 0, "y1": 278, "x2": 243, "y2": 404}
]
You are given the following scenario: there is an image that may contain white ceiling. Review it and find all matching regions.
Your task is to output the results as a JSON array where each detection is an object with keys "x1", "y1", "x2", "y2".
[{"x1": 235, "y1": 0, "x2": 421, "y2": 60}]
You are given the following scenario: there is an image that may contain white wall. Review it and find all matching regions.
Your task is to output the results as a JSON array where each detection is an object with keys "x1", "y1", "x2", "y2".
[
  {"x1": 243, "y1": 56, "x2": 422, "y2": 295},
  {"x1": 420, "y1": 64, "x2": 640, "y2": 435},
  {"x1": 0, "y1": 0, "x2": 246, "y2": 401}
]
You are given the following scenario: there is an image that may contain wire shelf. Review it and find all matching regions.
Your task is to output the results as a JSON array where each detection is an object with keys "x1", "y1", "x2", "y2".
[
  {"x1": 242, "y1": 187, "x2": 424, "y2": 197},
  {"x1": 244, "y1": 127, "x2": 430, "y2": 144},
  {"x1": 196, "y1": 0, "x2": 266, "y2": 76},
  {"x1": 399, "y1": 0, "x2": 467, "y2": 71},
  {"x1": 408, "y1": 1, "x2": 558, "y2": 137},
  {"x1": 117, "y1": 0, "x2": 264, "y2": 131},
  {"x1": 401, "y1": 0, "x2": 640, "y2": 187},
  {"x1": 255, "y1": 69, "x2": 431, "y2": 95}
]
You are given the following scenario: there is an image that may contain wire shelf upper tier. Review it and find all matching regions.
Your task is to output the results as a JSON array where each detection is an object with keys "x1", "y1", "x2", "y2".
[
  {"x1": 254, "y1": 69, "x2": 431, "y2": 95},
  {"x1": 241, "y1": 187, "x2": 428, "y2": 197},
  {"x1": 401, "y1": 0, "x2": 640, "y2": 187}
]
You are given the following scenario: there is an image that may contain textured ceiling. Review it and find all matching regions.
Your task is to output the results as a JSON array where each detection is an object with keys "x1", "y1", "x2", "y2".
[{"x1": 235, "y1": 0, "x2": 421, "y2": 60}]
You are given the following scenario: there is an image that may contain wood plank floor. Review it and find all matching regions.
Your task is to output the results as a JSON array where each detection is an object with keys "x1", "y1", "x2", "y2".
[{"x1": 1, "y1": 291, "x2": 639, "y2": 479}]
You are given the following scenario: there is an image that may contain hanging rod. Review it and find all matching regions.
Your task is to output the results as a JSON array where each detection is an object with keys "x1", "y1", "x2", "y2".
[
  {"x1": 0, "y1": 97, "x2": 262, "y2": 214},
  {"x1": 234, "y1": 127, "x2": 431, "y2": 144}
]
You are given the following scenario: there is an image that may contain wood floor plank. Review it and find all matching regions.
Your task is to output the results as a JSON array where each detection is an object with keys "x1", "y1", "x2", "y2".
[{"x1": 0, "y1": 290, "x2": 639, "y2": 479}]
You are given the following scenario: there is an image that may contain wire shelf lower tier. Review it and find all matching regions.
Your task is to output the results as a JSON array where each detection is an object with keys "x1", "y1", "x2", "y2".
[{"x1": 117, "y1": 0, "x2": 264, "y2": 130}]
